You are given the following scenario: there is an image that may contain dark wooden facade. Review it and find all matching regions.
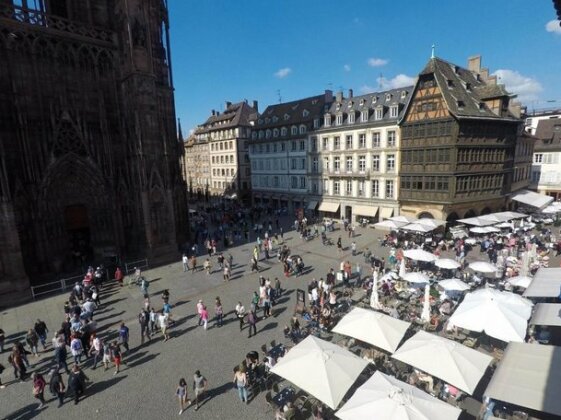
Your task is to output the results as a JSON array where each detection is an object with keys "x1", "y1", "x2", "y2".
[{"x1": 0, "y1": 0, "x2": 187, "y2": 298}]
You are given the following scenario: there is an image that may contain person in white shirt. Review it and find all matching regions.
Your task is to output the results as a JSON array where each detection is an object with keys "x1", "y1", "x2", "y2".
[
  {"x1": 235, "y1": 302, "x2": 246, "y2": 331},
  {"x1": 182, "y1": 254, "x2": 189, "y2": 272},
  {"x1": 158, "y1": 312, "x2": 170, "y2": 341},
  {"x1": 82, "y1": 299, "x2": 97, "y2": 319}
]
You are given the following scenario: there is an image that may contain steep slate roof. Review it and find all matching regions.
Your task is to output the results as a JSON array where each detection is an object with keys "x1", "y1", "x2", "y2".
[
  {"x1": 257, "y1": 93, "x2": 331, "y2": 129},
  {"x1": 534, "y1": 118, "x2": 561, "y2": 151},
  {"x1": 321, "y1": 87, "x2": 413, "y2": 127},
  {"x1": 418, "y1": 57, "x2": 519, "y2": 121},
  {"x1": 196, "y1": 101, "x2": 257, "y2": 134}
]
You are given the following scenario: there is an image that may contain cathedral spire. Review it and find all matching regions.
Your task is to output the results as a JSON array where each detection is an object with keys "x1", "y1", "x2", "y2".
[{"x1": 177, "y1": 118, "x2": 184, "y2": 142}]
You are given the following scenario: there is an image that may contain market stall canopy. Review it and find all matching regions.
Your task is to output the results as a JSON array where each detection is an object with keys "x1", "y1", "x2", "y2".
[
  {"x1": 458, "y1": 211, "x2": 527, "y2": 226},
  {"x1": 380, "y1": 207, "x2": 394, "y2": 219},
  {"x1": 416, "y1": 218, "x2": 446, "y2": 228},
  {"x1": 403, "y1": 249, "x2": 438, "y2": 262},
  {"x1": 389, "y1": 215, "x2": 418, "y2": 224},
  {"x1": 484, "y1": 342, "x2": 561, "y2": 418},
  {"x1": 354, "y1": 205, "x2": 378, "y2": 218},
  {"x1": 401, "y1": 223, "x2": 436, "y2": 233},
  {"x1": 336, "y1": 371, "x2": 462, "y2": 420},
  {"x1": 447, "y1": 288, "x2": 533, "y2": 343},
  {"x1": 507, "y1": 275, "x2": 533, "y2": 289},
  {"x1": 403, "y1": 272, "x2": 431, "y2": 284},
  {"x1": 332, "y1": 307, "x2": 411, "y2": 353},
  {"x1": 523, "y1": 267, "x2": 561, "y2": 298},
  {"x1": 318, "y1": 201, "x2": 340, "y2": 213},
  {"x1": 512, "y1": 190, "x2": 554, "y2": 209},
  {"x1": 270, "y1": 335, "x2": 368, "y2": 409},
  {"x1": 530, "y1": 303, "x2": 561, "y2": 326},
  {"x1": 307, "y1": 201, "x2": 318, "y2": 210},
  {"x1": 438, "y1": 278, "x2": 470, "y2": 291},
  {"x1": 374, "y1": 220, "x2": 407, "y2": 230},
  {"x1": 468, "y1": 261, "x2": 498, "y2": 274},
  {"x1": 392, "y1": 331, "x2": 493, "y2": 394},
  {"x1": 434, "y1": 258, "x2": 461, "y2": 270}
]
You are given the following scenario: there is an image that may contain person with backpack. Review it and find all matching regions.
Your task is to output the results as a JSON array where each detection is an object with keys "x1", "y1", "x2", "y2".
[
  {"x1": 139, "y1": 308, "x2": 151, "y2": 345},
  {"x1": 70, "y1": 335, "x2": 83, "y2": 366},
  {"x1": 49, "y1": 369, "x2": 65, "y2": 407},
  {"x1": 68, "y1": 364, "x2": 88, "y2": 404},
  {"x1": 111, "y1": 341, "x2": 123, "y2": 375}
]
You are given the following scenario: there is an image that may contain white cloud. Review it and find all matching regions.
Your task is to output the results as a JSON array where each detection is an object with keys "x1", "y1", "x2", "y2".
[
  {"x1": 343, "y1": 64, "x2": 351, "y2": 72},
  {"x1": 492, "y1": 69, "x2": 543, "y2": 102},
  {"x1": 274, "y1": 67, "x2": 292, "y2": 79},
  {"x1": 546, "y1": 20, "x2": 561, "y2": 34},
  {"x1": 367, "y1": 57, "x2": 389, "y2": 67},
  {"x1": 377, "y1": 74, "x2": 416, "y2": 90},
  {"x1": 360, "y1": 85, "x2": 376, "y2": 94}
]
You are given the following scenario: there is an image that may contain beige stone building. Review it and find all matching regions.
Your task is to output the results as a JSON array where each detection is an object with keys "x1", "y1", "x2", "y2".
[{"x1": 183, "y1": 135, "x2": 210, "y2": 201}]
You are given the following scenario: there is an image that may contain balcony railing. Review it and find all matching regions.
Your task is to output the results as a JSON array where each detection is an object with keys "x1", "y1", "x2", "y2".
[{"x1": 0, "y1": 4, "x2": 115, "y2": 44}]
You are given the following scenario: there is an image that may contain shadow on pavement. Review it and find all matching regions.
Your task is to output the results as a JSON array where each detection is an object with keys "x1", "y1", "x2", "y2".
[
  {"x1": 84, "y1": 374, "x2": 127, "y2": 398},
  {"x1": 4, "y1": 402, "x2": 43, "y2": 420}
]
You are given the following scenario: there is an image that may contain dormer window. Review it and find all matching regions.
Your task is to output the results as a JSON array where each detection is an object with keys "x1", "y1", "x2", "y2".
[
  {"x1": 347, "y1": 101, "x2": 353, "y2": 109},
  {"x1": 302, "y1": 109, "x2": 309, "y2": 117},
  {"x1": 265, "y1": 117, "x2": 270, "y2": 123},
  {"x1": 291, "y1": 126, "x2": 298, "y2": 135},
  {"x1": 361, "y1": 110, "x2": 368, "y2": 122},
  {"x1": 336, "y1": 103, "x2": 341, "y2": 111},
  {"x1": 299, "y1": 125, "x2": 306, "y2": 134},
  {"x1": 457, "y1": 100, "x2": 465, "y2": 109},
  {"x1": 281, "y1": 127, "x2": 287, "y2": 136},
  {"x1": 375, "y1": 107, "x2": 383, "y2": 120},
  {"x1": 385, "y1": 93, "x2": 392, "y2": 101},
  {"x1": 348, "y1": 112, "x2": 355, "y2": 124},
  {"x1": 400, "y1": 91, "x2": 407, "y2": 99},
  {"x1": 324, "y1": 114, "x2": 331, "y2": 127},
  {"x1": 284, "y1": 114, "x2": 290, "y2": 121},
  {"x1": 336, "y1": 114, "x2": 343, "y2": 126},
  {"x1": 390, "y1": 105, "x2": 398, "y2": 118},
  {"x1": 258, "y1": 119, "x2": 263, "y2": 124},
  {"x1": 447, "y1": 79, "x2": 454, "y2": 88},
  {"x1": 372, "y1": 96, "x2": 377, "y2": 104},
  {"x1": 273, "y1": 128, "x2": 279, "y2": 137},
  {"x1": 266, "y1": 129, "x2": 271, "y2": 138},
  {"x1": 313, "y1": 118, "x2": 320, "y2": 129},
  {"x1": 478, "y1": 102, "x2": 486, "y2": 111},
  {"x1": 259, "y1": 130, "x2": 264, "y2": 139},
  {"x1": 272, "y1": 116, "x2": 279, "y2": 123},
  {"x1": 360, "y1": 99, "x2": 365, "y2": 106}
]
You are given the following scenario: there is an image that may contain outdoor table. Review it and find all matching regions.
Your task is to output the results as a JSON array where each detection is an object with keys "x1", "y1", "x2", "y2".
[
  {"x1": 268, "y1": 344, "x2": 285, "y2": 361},
  {"x1": 273, "y1": 386, "x2": 295, "y2": 408}
]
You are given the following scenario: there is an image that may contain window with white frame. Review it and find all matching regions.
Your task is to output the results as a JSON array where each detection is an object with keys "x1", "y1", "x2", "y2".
[
  {"x1": 281, "y1": 127, "x2": 287, "y2": 136},
  {"x1": 291, "y1": 159, "x2": 297, "y2": 170},
  {"x1": 375, "y1": 107, "x2": 383, "y2": 120},
  {"x1": 346, "y1": 180, "x2": 352, "y2": 195},
  {"x1": 334, "y1": 157, "x2": 340, "y2": 172},
  {"x1": 534, "y1": 153, "x2": 543, "y2": 163},
  {"x1": 359, "y1": 133, "x2": 366, "y2": 148},
  {"x1": 291, "y1": 141, "x2": 297, "y2": 151},
  {"x1": 358, "y1": 180, "x2": 365, "y2": 196},
  {"x1": 361, "y1": 110, "x2": 368, "y2": 122},
  {"x1": 323, "y1": 157, "x2": 329, "y2": 171},
  {"x1": 387, "y1": 155, "x2": 395, "y2": 172},
  {"x1": 300, "y1": 158, "x2": 306, "y2": 170},
  {"x1": 313, "y1": 118, "x2": 320, "y2": 129},
  {"x1": 323, "y1": 179, "x2": 329, "y2": 193},
  {"x1": 372, "y1": 180, "x2": 379, "y2": 197},
  {"x1": 311, "y1": 137, "x2": 317, "y2": 151},
  {"x1": 322, "y1": 137, "x2": 329, "y2": 150},
  {"x1": 390, "y1": 106, "x2": 398, "y2": 118},
  {"x1": 346, "y1": 156, "x2": 353, "y2": 172},
  {"x1": 387, "y1": 131, "x2": 396, "y2": 147},
  {"x1": 312, "y1": 157, "x2": 319, "y2": 173},
  {"x1": 385, "y1": 180, "x2": 394, "y2": 199},
  {"x1": 358, "y1": 155, "x2": 366, "y2": 172},
  {"x1": 324, "y1": 114, "x2": 331, "y2": 127},
  {"x1": 299, "y1": 125, "x2": 306, "y2": 134},
  {"x1": 291, "y1": 176, "x2": 298, "y2": 188},
  {"x1": 300, "y1": 177, "x2": 306, "y2": 189},
  {"x1": 291, "y1": 126, "x2": 298, "y2": 135},
  {"x1": 334, "y1": 136, "x2": 340, "y2": 149},
  {"x1": 334, "y1": 180, "x2": 340, "y2": 195},
  {"x1": 372, "y1": 154, "x2": 380, "y2": 171},
  {"x1": 346, "y1": 135, "x2": 353, "y2": 149},
  {"x1": 372, "y1": 132, "x2": 381, "y2": 147},
  {"x1": 299, "y1": 140, "x2": 305, "y2": 151},
  {"x1": 273, "y1": 128, "x2": 279, "y2": 137},
  {"x1": 336, "y1": 114, "x2": 343, "y2": 125},
  {"x1": 348, "y1": 112, "x2": 355, "y2": 124}
]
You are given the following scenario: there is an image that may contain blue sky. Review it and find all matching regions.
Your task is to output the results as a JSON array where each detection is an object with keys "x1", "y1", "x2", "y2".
[{"x1": 168, "y1": 0, "x2": 561, "y2": 135}]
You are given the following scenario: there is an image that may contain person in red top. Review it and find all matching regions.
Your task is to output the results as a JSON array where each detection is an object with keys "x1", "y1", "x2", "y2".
[
  {"x1": 32, "y1": 372, "x2": 47, "y2": 409},
  {"x1": 114, "y1": 267, "x2": 124, "y2": 286}
]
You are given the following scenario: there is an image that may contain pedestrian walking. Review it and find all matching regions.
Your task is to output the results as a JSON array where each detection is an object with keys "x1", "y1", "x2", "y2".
[
  {"x1": 223, "y1": 265, "x2": 230, "y2": 282},
  {"x1": 247, "y1": 310, "x2": 257, "y2": 338},
  {"x1": 149, "y1": 307, "x2": 157, "y2": 334},
  {"x1": 26, "y1": 329, "x2": 39, "y2": 357},
  {"x1": 196, "y1": 300, "x2": 204, "y2": 326},
  {"x1": 33, "y1": 319, "x2": 48, "y2": 351},
  {"x1": 0, "y1": 362, "x2": 6, "y2": 389},
  {"x1": 70, "y1": 335, "x2": 83, "y2": 365},
  {"x1": 111, "y1": 341, "x2": 122, "y2": 375},
  {"x1": 139, "y1": 308, "x2": 151, "y2": 345},
  {"x1": 214, "y1": 297, "x2": 224, "y2": 328},
  {"x1": 102, "y1": 340, "x2": 111, "y2": 371},
  {"x1": 159, "y1": 311, "x2": 170, "y2": 341},
  {"x1": 182, "y1": 254, "x2": 189, "y2": 272},
  {"x1": 233, "y1": 366, "x2": 249, "y2": 404},
  {"x1": 200, "y1": 305, "x2": 209, "y2": 330},
  {"x1": 114, "y1": 267, "x2": 124, "y2": 287},
  {"x1": 88, "y1": 333, "x2": 103, "y2": 369},
  {"x1": 228, "y1": 253, "x2": 233, "y2": 268},
  {"x1": 351, "y1": 241, "x2": 357, "y2": 256},
  {"x1": 217, "y1": 253, "x2": 224, "y2": 269},
  {"x1": 337, "y1": 237, "x2": 342, "y2": 253},
  {"x1": 204, "y1": 258, "x2": 211, "y2": 275},
  {"x1": 192, "y1": 370, "x2": 208, "y2": 411},
  {"x1": 48, "y1": 369, "x2": 65, "y2": 407},
  {"x1": 190, "y1": 255, "x2": 197, "y2": 272},
  {"x1": 118, "y1": 322, "x2": 129, "y2": 354},
  {"x1": 235, "y1": 302, "x2": 246, "y2": 331},
  {"x1": 32, "y1": 372, "x2": 47, "y2": 409},
  {"x1": 9, "y1": 346, "x2": 27, "y2": 381},
  {"x1": 176, "y1": 378, "x2": 191, "y2": 415},
  {"x1": 54, "y1": 338, "x2": 69, "y2": 374},
  {"x1": 68, "y1": 364, "x2": 88, "y2": 405}
]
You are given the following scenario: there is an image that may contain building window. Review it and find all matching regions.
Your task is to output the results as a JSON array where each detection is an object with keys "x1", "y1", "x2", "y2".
[
  {"x1": 334, "y1": 181, "x2": 340, "y2": 195},
  {"x1": 299, "y1": 140, "x2": 305, "y2": 151},
  {"x1": 359, "y1": 133, "x2": 366, "y2": 148},
  {"x1": 348, "y1": 112, "x2": 355, "y2": 124},
  {"x1": 534, "y1": 153, "x2": 543, "y2": 163},
  {"x1": 375, "y1": 107, "x2": 383, "y2": 120},
  {"x1": 358, "y1": 180, "x2": 364, "y2": 196},
  {"x1": 281, "y1": 127, "x2": 287, "y2": 136},
  {"x1": 291, "y1": 176, "x2": 298, "y2": 188},
  {"x1": 387, "y1": 131, "x2": 396, "y2": 147},
  {"x1": 346, "y1": 180, "x2": 352, "y2": 195},
  {"x1": 290, "y1": 126, "x2": 297, "y2": 135},
  {"x1": 313, "y1": 118, "x2": 320, "y2": 129},
  {"x1": 358, "y1": 155, "x2": 366, "y2": 172},
  {"x1": 311, "y1": 137, "x2": 317, "y2": 151},
  {"x1": 323, "y1": 179, "x2": 329, "y2": 193},
  {"x1": 345, "y1": 135, "x2": 353, "y2": 149},
  {"x1": 323, "y1": 157, "x2": 329, "y2": 171},
  {"x1": 372, "y1": 180, "x2": 379, "y2": 197},
  {"x1": 312, "y1": 157, "x2": 319, "y2": 173},
  {"x1": 273, "y1": 128, "x2": 279, "y2": 137},
  {"x1": 300, "y1": 177, "x2": 306, "y2": 189},
  {"x1": 312, "y1": 182, "x2": 318, "y2": 193},
  {"x1": 291, "y1": 159, "x2": 297, "y2": 170},
  {"x1": 322, "y1": 137, "x2": 329, "y2": 150},
  {"x1": 346, "y1": 157, "x2": 353, "y2": 172},
  {"x1": 324, "y1": 114, "x2": 331, "y2": 127},
  {"x1": 361, "y1": 110, "x2": 368, "y2": 122},
  {"x1": 281, "y1": 142, "x2": 286, "y2": 151},
  {"x1": 291, "y1": 141, "x2": 297, "y2": 151},
  {"x1": 301, "y1": 158, "x2": 306, "y2": 170},
  {"x1": 390, "y1": 106, "x2": 398, "y2": 118},
  {"x1": 372, "y1": 132, "x2": 381, "y2": 148},
  {"x1": 336, "y1": 114, "x2": 343, "y2": 126},
  {"x1": 334, "y1": 136, "x2": 340, "y2": 150},
  {"x1": 372, "y1": 155, "x2": 380, "y2": 171},
  {"x1": 334, "y1": 157, "x2": 340, "y2": 172},
  {"x1": 273, "y1": 176, "x2": 279, "y2": 187},
  {"x1": 386, "y1": 155, "x2": 395, "y2": 172},
  {"x1": 385, "y1": 180, "x2": 394, "y2": 199},
  {"x1": 299, "y1": 125, "x2": 306, "y2": 134}
]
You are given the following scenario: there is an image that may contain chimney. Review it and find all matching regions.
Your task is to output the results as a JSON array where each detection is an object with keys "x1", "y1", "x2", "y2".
[
  {"x1": 336, "y1": 91, "x2": 343, "y2": 102},
  {"x1": 252, "y1": 100, "x2": 259, "y2": 112},
  {"x1": 348, "y1": 89, "x2": 353, "y2": 99},
  {"x1": 324, "y1": 89, "x2": 333, "y2": 103},
  {"x1": 487, "y1": 75, "x2": 497, "y2": 85},
  {"x1": 211, "y1": 110, "x2": 216, "y2": 116},
  {"x1": 225, "y1": 101, "x2": 232, "y2": 109},
  {"x1": 480, "y1": 68, "x2": 489, "y2": 81},
  {"x1": 467, "y1": 55, "x2": 481, "y2": 73}
]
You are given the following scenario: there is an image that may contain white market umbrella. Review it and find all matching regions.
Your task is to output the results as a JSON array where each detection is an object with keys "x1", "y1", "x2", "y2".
[
  {"x1": 332, "y1": 307, "x2": 411, "y2": 354},
  {"x1": 403, "y1": 249, "x2": 437, "y2": 262},
  {"x1": 389, "y1": 215, "x2": 417, "y2": 224},
  {"x1": 392, "y1": 331, "x2": 493, "y2": 394},
  {"x1": 270, "y1": 336, "x2": 368, "y2": 409},
  {"x1": 468, "y1": 261, "x2": 497, "y2": 274},
  {"x1": 470, "y1": 226, "x2": 489, "y2": 234},
  {"x1": 336, "y1": 371, "x2": 462, "y2": 420},
  {"x1": 495, "y1": 222, "x2": 513, "y2": 229},
  {"x1": 403, "y1": 272, "x2": 430, "y2": 284},
  {"x1": 508, "y1": 275, "x2": 532, "y2": 288},
  {"x1": 421, "y1": 284, "x2": 431, "y2": 323},
  {"x1": 401, "y1": 223, "x2": 435, "y2": 233},
  {"x1": 375, "y1": 220, "x2": 407, "y2": 229},
  {"x1": 399, "y1": 258, "x2": 407, "y2": 278},
  {"x1": 417, "y1": 218, "x2": 446, "y2": 228},
  {"x1": 434, "y1": 258, "x2": 461, "y2": 270},
  {"x1": 370, "y1": 271, "x2": 380, "y2": 309},
  {"x1": 447, "y1": 288, "x2": 533, "y2": 343},
  {"x1": 438, "y1": 278, "x2": 470, "y2": 292}
]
